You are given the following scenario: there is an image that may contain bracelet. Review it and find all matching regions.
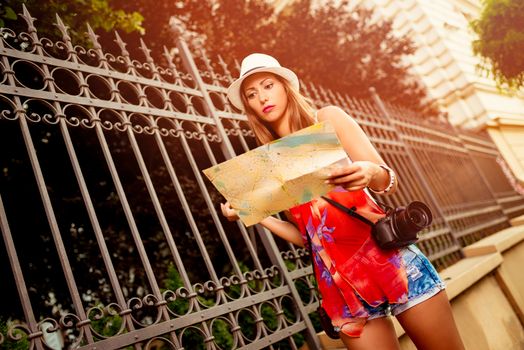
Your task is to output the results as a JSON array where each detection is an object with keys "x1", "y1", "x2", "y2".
[{"x1": 368, "y1": 164, "x2": 396, "y2": 194}]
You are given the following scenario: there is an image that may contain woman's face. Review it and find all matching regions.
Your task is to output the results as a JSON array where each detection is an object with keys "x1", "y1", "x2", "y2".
[{"x1": 242, "y1": 72, "x2": 289, "y2": 125}]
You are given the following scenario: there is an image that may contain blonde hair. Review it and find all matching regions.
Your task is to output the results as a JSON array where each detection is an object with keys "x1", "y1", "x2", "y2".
[{"x1": 240, "y1": 75, "x2": 316, "y2": 145}]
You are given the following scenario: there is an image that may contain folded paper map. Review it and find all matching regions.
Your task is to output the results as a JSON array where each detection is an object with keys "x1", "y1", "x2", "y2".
[{"x1": 203, "y1": 121, "x2": 350, "y2": 226}]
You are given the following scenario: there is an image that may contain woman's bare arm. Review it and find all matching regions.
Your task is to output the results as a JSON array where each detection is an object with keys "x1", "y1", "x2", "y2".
[
  {"x1": 221, "y1": 202, "x2": 304, "y2": 247},
  {"x1": 259, "y1": 216, "x2": 304, "y2": 247},
  {"x1": 317, "y1": 105, "x2": 398, "y2": 193}
]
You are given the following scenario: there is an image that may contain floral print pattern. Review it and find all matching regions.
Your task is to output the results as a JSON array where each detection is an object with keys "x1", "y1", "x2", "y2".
[{"x1": 290, "y1": 187, "x2": 409, "y2": 337}]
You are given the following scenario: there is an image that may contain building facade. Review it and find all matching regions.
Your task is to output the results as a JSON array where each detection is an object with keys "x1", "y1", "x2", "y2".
[
  {"x1": 367, "y1": 0, "x2": 523, "y2": 128},
  {"x1": 275, "y1": 0, "x2": 524, "y2": 183},
  {"x1": 276, "y1": 0, "x2": 523, "y2": 126}
]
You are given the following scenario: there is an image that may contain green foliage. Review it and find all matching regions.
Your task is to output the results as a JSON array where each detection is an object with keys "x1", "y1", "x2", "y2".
[
  {"x1": 471, "y1": 0, "x2": 524, "y2": 89},
  {"x1": 111, "y1": 0, "x2": 438, "y2": 117},
  {"x1": 163, "y1": 265, "x2": 234, "y2": 350},
  {"x1": 163, "y1": 263, "x2": 190, "y2": 315},
  {"x1": 0, "y1": 3, "x2": 18, "y2": 28},
  {"x1": 308, "y1": 310, "x2": 322, "y2": 333},
  {"x1": 2, "y1": 0, "x2": 438, "y2": 115},
  {"x1": 0, "y1": 317, "x2": 30, "y2": 350},
  {"x1": 88, "y1": 0, "x2": 144, "y2": 34},
  {"x1": 161, "y1": 263, "x2": 306, "y2": 349},
  {"x1": 0, "y1": 120, "x2": 232, "y2": 320},
  {"x1": 1, "y1": 0, "x2": 143, "y2": 45},
  {"x1": 271, "y1": 0, "x2": 432, "y2": 113},
  {"x1": 89, "y1": 306, "x2": 124, "y2": 338},
  {"x1": 212, "y1": 319, "x2": 234, "y2": 350}
]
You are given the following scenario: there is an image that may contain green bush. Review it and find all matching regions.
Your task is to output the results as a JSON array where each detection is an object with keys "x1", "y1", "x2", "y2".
[
  {"x1": 161, "y1": 262, "x2": 307, "y2": 349},
  {"x1": 89, "y1": 307, "x2": 124, "y2": 338},
  {"x1": 0, "y1": 317, "x2": 30, "y2": 350}
]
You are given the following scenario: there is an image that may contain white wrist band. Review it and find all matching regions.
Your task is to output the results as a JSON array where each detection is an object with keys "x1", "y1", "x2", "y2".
[{"x1": 368, "y1": 164, "x2": 396, "y2": 194}]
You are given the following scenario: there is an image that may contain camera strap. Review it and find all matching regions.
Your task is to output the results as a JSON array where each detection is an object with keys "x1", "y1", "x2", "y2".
[
  {"x1": 321, "y1": 196, "x2": 375, "y2": 227},
  {"x1": 304, "y1": 228, "x2": 341, "y2": 339},
  {"x1": 305, "y1": 229, "x2": 323, "y2": 301}
]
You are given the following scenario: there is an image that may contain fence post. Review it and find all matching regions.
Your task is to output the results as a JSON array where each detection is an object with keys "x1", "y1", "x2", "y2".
[
  {"x1": 369, "y1": 88, "x2": 462, "y2": 252},
  {"x1": 454, "y1": 130, "x2": 508, "y2": 212},
  {"x1": 256, "y1": 226, "x2": 323, "y2": 350},
  {"x1": 176, "y1": 39, "x2": 237, "y2": 160},
  {"x1": 177, "y1": 39, "x2": 322, "y2": 349}
]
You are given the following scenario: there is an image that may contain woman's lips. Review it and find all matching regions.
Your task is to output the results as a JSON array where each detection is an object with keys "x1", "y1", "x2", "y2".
[{"x1": 263, "y1": 105, "x2": 275, "y2": 113}]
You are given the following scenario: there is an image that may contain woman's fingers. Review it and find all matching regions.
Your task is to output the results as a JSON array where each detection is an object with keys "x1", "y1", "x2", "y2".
[
  {"x1": 327, "y1": 163, "x2": 359, "y2": 178},
  {"x1": 328, "y1": 172, "x2": 365, "y2": 184},
  {"x1": 220, "y1": 202, "x2": 239, "y2": 221},
  {"x1": 346, "y1": 184, "x2": 367, "y2": 191},
  {"x1": 326, "y1": 162, "x2": 375, "y2": 190},
  {"x1": 221, "y1": 202, "x2": 232, "y2": 216}
]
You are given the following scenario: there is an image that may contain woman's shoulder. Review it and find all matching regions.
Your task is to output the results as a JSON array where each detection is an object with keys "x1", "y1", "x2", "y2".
[{"x1": 316, "y1": 105, "x2": 358, "y2": 127}]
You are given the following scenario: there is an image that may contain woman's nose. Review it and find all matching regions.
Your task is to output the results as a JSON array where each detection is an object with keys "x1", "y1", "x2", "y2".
[{"x1": 259, "y1": 91, "x2": 268, "y2": 103}]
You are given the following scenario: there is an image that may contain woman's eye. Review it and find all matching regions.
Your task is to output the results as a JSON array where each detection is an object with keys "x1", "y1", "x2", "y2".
[
  {"x1": 264, "y1": 83, "x2": 273, "y2": 89},
  {"x1": 246, "y1": 92, "x2": 256, "y2": 99}
]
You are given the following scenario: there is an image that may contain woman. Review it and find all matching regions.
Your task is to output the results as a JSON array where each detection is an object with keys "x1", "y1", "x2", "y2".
[{"x1": 221, "y1": 53, "x2": 464, "y2": 350}]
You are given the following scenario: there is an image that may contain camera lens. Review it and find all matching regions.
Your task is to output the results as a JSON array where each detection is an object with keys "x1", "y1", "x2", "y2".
[
  {"x1": 405, "y1": 201, "x2": 432, "y2": 228},
  {"x1": 392, "y1": 201, "x2": 433, "y2": 236},
  {"x1": 408, "y1": 208, "x2": 428, "y2": 227}
]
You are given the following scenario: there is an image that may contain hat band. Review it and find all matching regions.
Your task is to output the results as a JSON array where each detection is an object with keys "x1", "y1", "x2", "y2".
[{"x1": 241, "y1": 65, "x2": 268, "y2": 77}]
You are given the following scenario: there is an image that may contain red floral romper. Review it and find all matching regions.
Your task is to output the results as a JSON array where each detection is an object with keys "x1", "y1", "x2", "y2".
[{"x1": 289, "y1": 187, "x2": 409, "y2": 337}]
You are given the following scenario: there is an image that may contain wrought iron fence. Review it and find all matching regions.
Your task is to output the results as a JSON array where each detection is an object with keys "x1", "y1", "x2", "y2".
[{"x1": 1, "y1": 5, "x2": 523, "y2": 350}]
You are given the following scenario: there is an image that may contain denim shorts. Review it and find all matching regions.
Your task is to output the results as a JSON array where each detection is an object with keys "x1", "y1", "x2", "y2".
[{"x1": 365, "y1": 245, "x2": 446, "y2": 319}]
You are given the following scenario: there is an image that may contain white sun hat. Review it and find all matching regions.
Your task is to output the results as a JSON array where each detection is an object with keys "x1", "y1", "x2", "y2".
[{"x1": 226, "y1": 53, "x2": 300, "y2": 111}]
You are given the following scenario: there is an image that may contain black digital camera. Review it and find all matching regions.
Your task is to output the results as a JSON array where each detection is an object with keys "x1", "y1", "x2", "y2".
[{"x1": 372, "y1": 201, "x2": 433, "y2": 250}]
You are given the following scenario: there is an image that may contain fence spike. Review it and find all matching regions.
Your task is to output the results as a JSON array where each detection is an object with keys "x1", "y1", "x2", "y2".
[
  {"x1": 86, "y1": 22, "x2": 109, "y2": 69},
  {"x1": 54, "y1": 13, "x2": 69, "y2": 42},
  {"x1": 139, "y1": 38, "x2": 160, "y2": 80},
  {"x1": 162, "y1": 45, "x2": 184, "y2": 86},
  {"x1": 86, "y1": 23, "x2": 101, "y2": 50},
  {"x1": 162, "y1": 45, "x2": 174, "y2": 62},
  {"x1": 139, "y1": 37, "x2": 152, "y2": 62},
  {"x1": 113, "y1": 30, "x2": 129, "y2": 57},
  {"x1": 233, "y1": 57, "x2": 241, "y2": 73},
  {"x1": 217, "y1": 54, "x2": 233, "y2": 81},
  {"x1": 335, "y1": 92, "x2": 347, "y2": 109},
  {"x1": 198, "y1": 46, "x2": 221, "y2": 86},
  {"x1": 54, "y1": 13, "x2": 77, "y2": 60},
  {"x1": 114, "y1": 30, "x2": 136, "y2": 75},
  {"x1": 20, "y1": 4, "x2": 37, "y2": 35},
  {"x1": 19, "y1": 3, "x2": 42, "y2": 53}
]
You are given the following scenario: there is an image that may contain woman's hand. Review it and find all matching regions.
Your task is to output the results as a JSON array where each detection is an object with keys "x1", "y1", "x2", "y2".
[
  {"x1": 325, "y1": 161, "x2": 382, "y2": 191},
  {"x1": 220, "y1": 202, "x2": 240, "y2": 222},
  {"x1": 315, "y1": 107, "x2": 397, "y2": 194},
  {"x1": 219, "y1": 204, "x2": 304, "y2": 246}
]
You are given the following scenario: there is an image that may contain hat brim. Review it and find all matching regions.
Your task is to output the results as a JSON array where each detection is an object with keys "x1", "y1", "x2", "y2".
[{"x1": 226, "y1": 66, "x2": 299, "y2": 111}]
